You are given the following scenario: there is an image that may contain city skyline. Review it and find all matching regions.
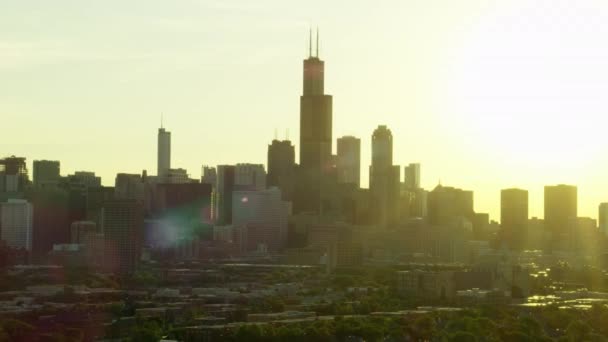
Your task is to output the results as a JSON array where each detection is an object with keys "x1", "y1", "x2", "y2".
[{"x1": 5, "y1": 0, "x2": 608, "y2": 220}]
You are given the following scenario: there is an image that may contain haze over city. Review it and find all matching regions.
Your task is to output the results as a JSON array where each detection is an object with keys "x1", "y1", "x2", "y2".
[{"x1": 5, "y1": 0, "x2": 608, "y2": 220}]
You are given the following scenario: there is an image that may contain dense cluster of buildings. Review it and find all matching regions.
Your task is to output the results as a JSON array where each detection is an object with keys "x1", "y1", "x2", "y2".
[{"x1": 1, "y1": 35, "x2": 608, "y2": 278}]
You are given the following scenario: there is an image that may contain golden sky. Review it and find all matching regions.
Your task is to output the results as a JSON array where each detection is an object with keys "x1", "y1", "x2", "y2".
[{"x1": 3, "y1": 0, "x2": 608, "y2": 221}]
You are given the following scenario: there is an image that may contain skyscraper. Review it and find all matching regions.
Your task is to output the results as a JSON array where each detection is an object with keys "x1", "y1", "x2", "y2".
[
  {"x1": 501, "y1": 188, "x2": 529, "y2": 249},
  {"x1": 102, "y1": 200, "x2": 143, "y2": 274},
  {"x1": 267, "y1": 139, "x2": 295, "y2": 200},
  {"x1": 404, "y1": 163, "x2": 421, "y2": 190},
  {"x1": 296, "y1": 30, "x2": 333, "y2": 214},
  {"x1": 599, "y1": 203, "x2": 608, "y2": 236},
  {"x1": 157, "y1": 127, "x2": 171, "y2": 179},
  {"x1": 427, "y1": 185, "x2": 474, "y2": 226},
  {"x1": 336, "y1": 136, "x2": 361, "y2": 187},
  {"x1": 544, "y1": 184, "x2": 577, "y2": 250},
  {"x1": 232, "y1": 187, "x2": 290, "y2": 252},
  {"x1": 369, "y1": 125, "x2": 400, "y2": 227},
  {"x1": 235, "y1": 163, "x2": 266, "y2": 191},
  {"x1": 0, "y1": 199, "x2": 33, "y2": 251},
  {"x1": 33, "y1": 160, "x2": 60, "y2": 188},
  {"x1": 216, "y1": 165, "x2": 236, "y2": 225},
  {"x1": 0, "y1": 156, "x2": 29, "y2": 193}
]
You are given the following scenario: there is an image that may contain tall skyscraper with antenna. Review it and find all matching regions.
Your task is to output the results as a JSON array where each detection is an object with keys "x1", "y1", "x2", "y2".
[
  {"x1": 300, "y1": 29, "x2": 332, "y2": 172},
  {"x1": 296, "y1": 29, "x2": 333, "y2": 213},
  {"x1": 157, "y1": 120, "x2": 171, "y2": 179}
]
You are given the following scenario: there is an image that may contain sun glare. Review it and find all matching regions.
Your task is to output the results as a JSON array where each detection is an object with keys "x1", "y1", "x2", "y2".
[{"x1": 443, "y1": 1, "x2": 608, "y2": 175}]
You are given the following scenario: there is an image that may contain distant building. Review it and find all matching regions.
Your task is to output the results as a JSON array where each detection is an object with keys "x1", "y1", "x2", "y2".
[
  {"x1": 336, "y1": 136, "x2": 361, "y2": 187},
  {"x1": 70, "y1": 221, "x2": 97, "y2": 244},
  {"x1": 599, "y1": 203, "x2": 608, "y2": 236},
  {"x1": 114, "y1": 173, "x2": 144, "y2": 202},
  {"x1": 0, "y1": 199, "x2": 33, "y2": 251},
  {"x1": 102, "y1": 200, "x2": 143, "y2": 274},
  {"x1": 157, "y1": 127, "x2": 171, "y2": 179},
  {"x1": 501, "y1": 188, "x2": 529, "y2": 250},
  {"x1": 201, "y1": 166, "x2": 217, "y2": 187},
  {"x1": 165, "y1": 168, "x2": 190, "y2": 184},
  {"x1": 267, "y1": 139, "x2": 295, "y2": 200},
  {"x1": 544, "y1": 184, "x2": 577, "y2": 250},
  {"x1": 403, "y1": 163, "x2": 421, "y2": 190},
  {"x1": 63, "y1": 171, "x2": 102, "y2": 190},
  {"x1": 232, "y1": 187, "x2": 290, "y2": 252},
  {"x1": 0, "y1": 156, "x2": 29, "y2": 193},
  {"x1": 369, "y1": 125, "x2": 400, "y2": 227},
  {"x1": 33, "y1": 160, "x2": 60, "y2": 188},
  {"x1": 216, "y1": 165, "x2": 236, "y2": 225},
  {"x1": 235, "y1": 163, "x2": 266, "y2": 191},
  {"x1": 296, "y1": 34, "x2": 334, "y2": 214},
  {"x1": 428, "y1": 185, "x2": 474, "y2": 226}
]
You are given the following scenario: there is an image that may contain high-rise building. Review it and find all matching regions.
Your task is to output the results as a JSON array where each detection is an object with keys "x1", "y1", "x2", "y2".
[
  {"x1": 428, "y1": 185, "x2": 474, "y2": 226},
  {"x1": 166, "y1": 168, "x2": 190, "y2": 184},
  {"x1": 201, "y1": 166, "x2": 217, "y2": 187},
  {"x1": 296, "y1": 31, "x2": 333, "y2": 214},
  {"x1": 0, "y1": 156, "x2": 29, "y2": 193},
  {"x1": 404, "y1": 163, "x2": 421, "y2": 190},
  {"x1": 599, "y1": 203, "x2": 608, "y2": 236},
  {"x1": 369, "y1": 125, "x2": 400, "y2": 227},
  {"x1": 232, "y1": 187, "x2": 290, "y2": 252},
  {"x1": 102, "y1": 200, "x2": 143, "y2": 274},
  {"x1": 33, "y1": 160, "x2": 60, "y2": 188},
  {"x1": 0, "y1": 199, "x2": 33, "y2": 251},
  {"x1": 267, "y1": 139, "x2": 295, "y2": 200},
  {"x1": 28, "y1": 187, "x2": 70, "y2": 261},
  {"x1": 336, "y1": 136, "x2": 361, "y2": 187},
  {"x1": 235, "y1": 164, "x2": 266, "y2": 190},
  {"x1": 544, "y1": 184, "x2": 577, "y2": 249},
  {"x1": 114, "y1": 173, "x2": 144, "y2": 202},
  {"x1": 300, "y1": 31, "x2": 333, "y2": 173},
  {"x1": 216, "y1": 165, "x2": 236, "y2": 225},
  {"x1": 501, "y1": 188, "x2": 529, "y2": 249},
  {"x1": 157, "y1": 127, "x2": 171, "y2": 179}
]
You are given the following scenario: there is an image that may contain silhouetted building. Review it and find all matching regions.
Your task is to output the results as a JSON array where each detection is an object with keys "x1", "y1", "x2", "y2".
[
  {"x1": 157, "y1": 127, "x2": 171, "y2": 179},
  {"x1": 599, "y1": 203, "x2": 608, "y2": 236},
  {"x1": 33, "y1": 160, "x2": 60, "y2": 188},
  {"x1": 297, "y1": 32, "x2": 333, "y2": 214},
  {"x1": 267, "y1": 139, "x2": 295, "y2": 201},
  {"x1": 216, "y1": 165, "x2": 236, "y2": 225},
  {"x1": 114, "y1": 173, "x2": 144, "y2": 202},
  {"x1": 544, "y1": 184, "x2": 577, "y2": 250},
  {"x1": 63, "y1": 171, "x2": 101, "y2": 191},
  {"x1": 428, "y1": 185, "x2": 474, "y2": 226},
  {"x1": 404, "y1": 163, "x2": 421, "y2": 190},
  {"x1": 232, "y1": 187, "x2": 290, "y2": 252},
  {"x1": 0, "y1": 156, "x2": 29, "y2": 193},
  {"x1": 102, "y1": 200, "x2": 143, "y2": 274},
  {"x1": 28, "y1": 187, "x2": 70, "y2": 261},
  {"x1": 154, "y1": 183, "x2": 212, "y2": 228},
  {"x1": 166, "y1": 168, "x2": 190, "y2": 184},
  {"x1": 369, "y1": 125, "x2": 400, "y2": 227},
  {"x1": 336, "y1": 136, "x2": 361, "y2": 187},
  {"x1": 0, "y1": 199, "x2": 33, "y2": 251},
  {"x1": 201, "y1": 166, "x2": 217, "y2": 187},
  {"x1": 472, "y1": 213, "x2": 490, "y2": 240},
  {"x1": 235, "y1": 163, "x2": 266, "y2": 190},
  {"x1": 501, "y1": 188, "x2": 529, "y2": 250}
]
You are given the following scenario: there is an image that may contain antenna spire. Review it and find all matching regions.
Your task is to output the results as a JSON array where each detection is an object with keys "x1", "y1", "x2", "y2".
[
  {"x1": 308, "y1": 28, "x2": 312, "y2": 57},
  {"x1": 161, "y1": 113, "x2": 164, "y2": 129},
  {"x1": 316, "y1": 27, "x2": 319, "y2": 57}
]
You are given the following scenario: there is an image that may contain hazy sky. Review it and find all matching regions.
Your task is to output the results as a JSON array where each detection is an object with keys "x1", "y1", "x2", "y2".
[{"x1": 3, "y1": 0, "x2": 608, "y2": 221}]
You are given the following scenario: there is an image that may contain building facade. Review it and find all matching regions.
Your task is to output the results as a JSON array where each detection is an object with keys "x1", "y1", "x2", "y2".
[
  {"x1": 0, "y1": 199, "x2": 33, "y2": 251},
  {"x1": 336, "y1": 136, "x2": 361, "y2": 187}
]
